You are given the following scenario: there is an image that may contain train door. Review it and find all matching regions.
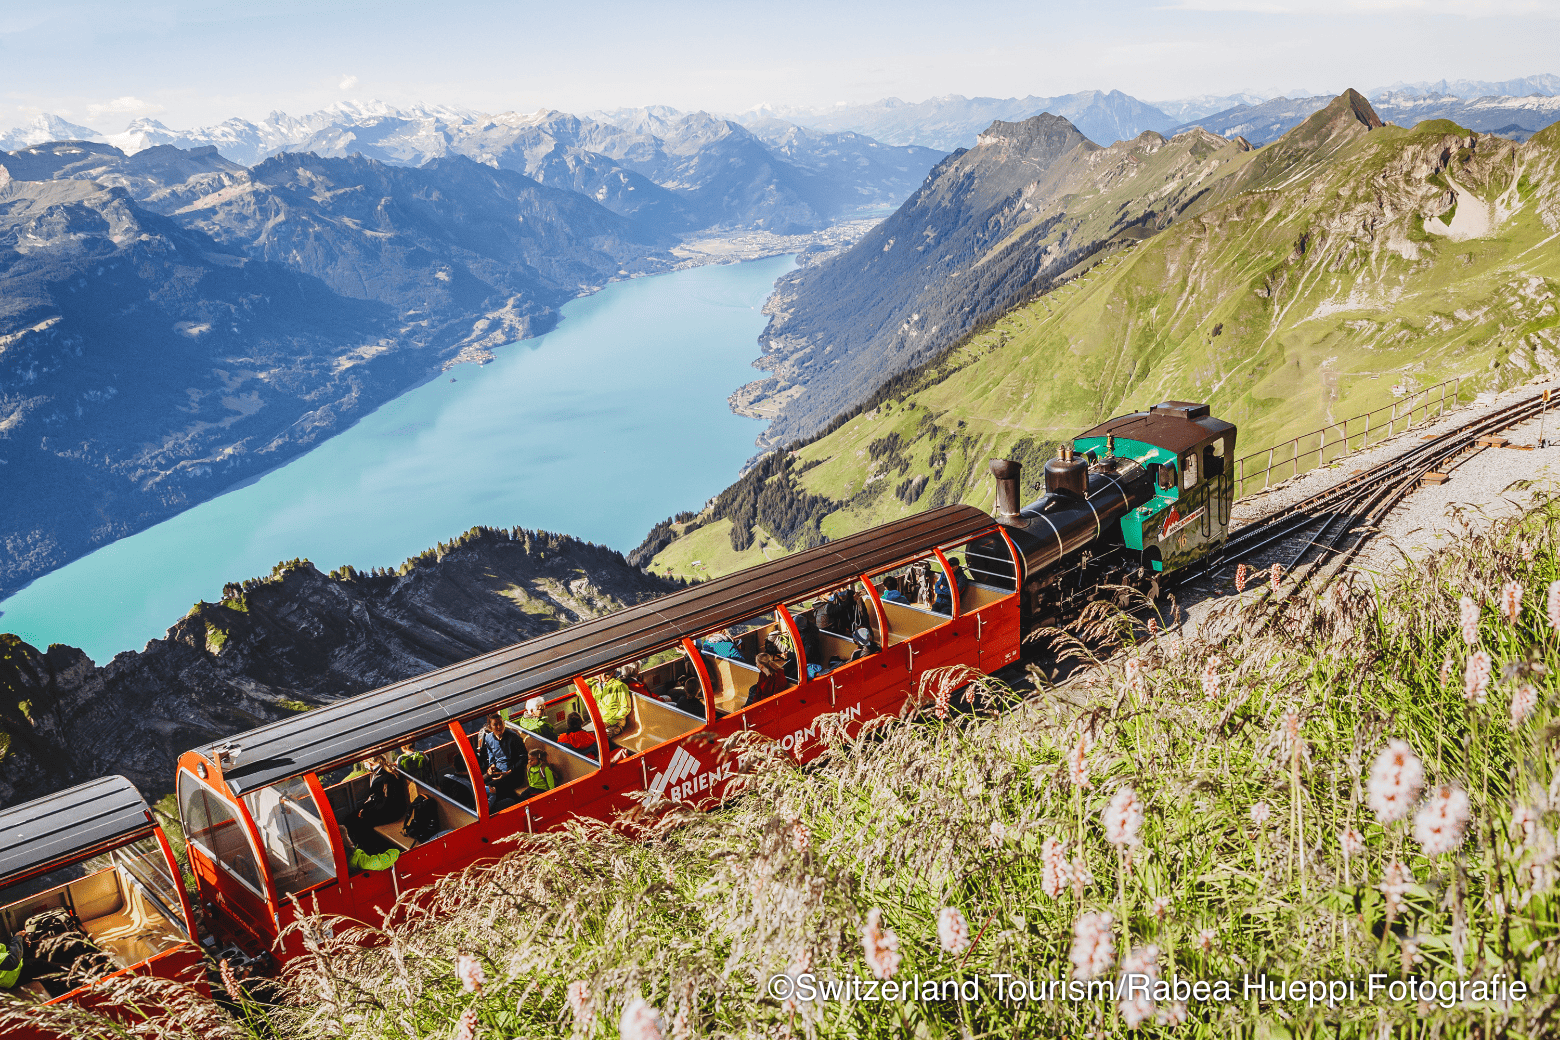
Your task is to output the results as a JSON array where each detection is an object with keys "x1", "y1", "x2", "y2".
[{"x1": 946, "y1": 531, "x2": 1022, "y2": 673}]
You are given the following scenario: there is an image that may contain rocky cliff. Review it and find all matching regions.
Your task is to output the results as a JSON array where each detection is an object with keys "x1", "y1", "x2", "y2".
[{"x1": 0, "y1": 525, "x2": 680, "y2": 808}]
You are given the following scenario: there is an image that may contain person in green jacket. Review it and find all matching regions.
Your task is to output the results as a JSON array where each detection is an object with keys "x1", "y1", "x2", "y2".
[
  {"x1": 0, "y1": 939, "x2": 22, "y2": 990},
  {"x1": 515, "y1": 696, "x2": 556, "y2": 739},
  {"x1": 523, "y1": 748, "x2": 558, "y2": 798},
  {"x1": 591, "y1": 670, "x2": 634, "y2": 737},
  {"x1": 338, "y1": 826, "x2": 401, "y2": 872}
]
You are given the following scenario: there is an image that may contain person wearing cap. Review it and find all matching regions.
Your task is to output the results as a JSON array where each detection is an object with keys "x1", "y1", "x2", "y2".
[{"x1": 515, "y1": 696, "x2": 556, "y2": 739}]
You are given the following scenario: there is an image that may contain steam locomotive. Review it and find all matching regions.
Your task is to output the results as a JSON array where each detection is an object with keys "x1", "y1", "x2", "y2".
[{"x1": 0, "y1": 401, "x2": 1234, "y2": 1032}]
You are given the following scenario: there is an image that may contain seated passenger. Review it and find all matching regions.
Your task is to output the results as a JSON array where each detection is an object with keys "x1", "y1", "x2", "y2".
[
  {"x1": 880, "y1": 575, "x2": 910, "y2": 603},
  {"x1": 515, "y1": 696, "x2": 556, "y2": 739},
  {"x1": 620, "y1": 663, "x2": 654, "y2": 698},
  {"x1": 666, "y1": 676, "x2": 705, "y2": 715},
  {"x1": 908, "y1": 561, "x2": 936, "y2": 607},
  {"x1": 474, "y1": 712, "x2": 528, "y2": 812},
  {"x1": 833, "y1": 586, "x2": 872, "y2": 632},
  {"x1": 850, "y1": 626, "x2": 881, "y2": 661},
  {"x1": 397, "y1": 743, "x2": 433, "y2": 783},
  {"x1": 932, "y1": 557, "x2": 973, "y2": 614},
  {"x1": 792, "y1": 612, "x2": 824, "y2": 679},
  {"x1": 338, "y1": 825, "x2": 400, "y2": 873},
  {"x1": 748, "y1": 639, "x2": 791, "y2": 705},
  {"x1": 347, "y1": 754, "x2": 407, "y2": 852},
  {"x1": 590, "y1": 670, "x2": 634, "y2": 738},
  {"x1": 557, "y1": 711, "x2": 598, "y2": 753},
  {"x1": 523, "y1": 748, "x2": 559, "y2": 798},
  {"x1": 701, "y1": 629, "x2": 747, "y2": 662}
]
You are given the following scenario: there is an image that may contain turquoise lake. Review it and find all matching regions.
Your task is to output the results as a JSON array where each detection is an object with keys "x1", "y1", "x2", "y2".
[{"x1": 0, "y1": 255, "x2": 794, "y2": 663}]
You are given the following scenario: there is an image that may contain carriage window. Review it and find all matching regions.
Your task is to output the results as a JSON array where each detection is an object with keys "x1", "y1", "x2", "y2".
[
  {"x1": 112, "y1": 835, "x2": 186, "y2": 932},
  {"x1": 178, "y1": 771, "x2": 265, "y2": 897},
  {"x1": 243, "y1": 777, "x2": 336, "y2": 896},
  {"x1": 871, "y1": 555, "x2": 953, "y2": 642},
  {"x1": 696, "y1": 612, "x2": 790, "y2": 715},
  {"x1": 580, "y1": 647, "x2": 705, "y2": 758},
  {"x1": 1182, "y1": 451, "x2": 1198, "y2": 489}
]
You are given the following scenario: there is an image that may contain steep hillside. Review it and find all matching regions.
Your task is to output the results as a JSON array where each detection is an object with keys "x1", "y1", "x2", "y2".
[
  {"x1": 641, "y1": 102, "x2": 1560, "y2": 579},
  {"x1": 0, "y1": 525, "x2": 679, "y2": 808},
  {"x1": 735, "y1": 112, "x2": 1269, "y2": 446}
]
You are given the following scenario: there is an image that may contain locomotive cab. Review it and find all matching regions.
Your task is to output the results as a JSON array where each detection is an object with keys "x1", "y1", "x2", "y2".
[{"x1": 1072, "y1": 401, "x2": 1236, "y2": 574}]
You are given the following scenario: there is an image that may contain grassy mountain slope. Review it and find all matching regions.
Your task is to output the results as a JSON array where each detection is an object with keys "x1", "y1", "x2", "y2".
[{"x1": 643, "y1": 99, "x2": 1560, "y2": 581}]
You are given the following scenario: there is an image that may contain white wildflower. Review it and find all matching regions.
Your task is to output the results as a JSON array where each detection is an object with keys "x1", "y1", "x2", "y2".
[
  {"x1": 1367, "y1": 739, "x2": 1424, "y2": 825},
  {"x1": 1069, "y1": 911, "x2": 1115, "y2": 980}
]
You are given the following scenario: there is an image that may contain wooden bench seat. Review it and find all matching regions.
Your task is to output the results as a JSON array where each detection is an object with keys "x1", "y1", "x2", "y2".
[
  {"x1": 702, "y1": 651, "x2": 763, "y2": 715},
  {"x1": 374, "y1": 775, "x2": 479, "y2": 850},
  {"x1": 517, "y1": 730, "x2": 599, "y2": 783},
  {"x1": 612, "y1": 693, "x2": 704, "y2": 755},
  {"x1": 876, "y1": 598, "x2": 947, "y2": 643}
]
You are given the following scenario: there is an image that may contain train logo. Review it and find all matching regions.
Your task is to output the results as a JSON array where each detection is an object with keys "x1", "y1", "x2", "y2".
[{"x1": 1160, "y1": 505, "x2": 1203, "y2": 541}]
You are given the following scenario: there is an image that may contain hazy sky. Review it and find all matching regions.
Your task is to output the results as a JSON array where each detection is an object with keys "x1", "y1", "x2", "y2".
[{"x1": 3, "y1": 0, "x2": 1558, "y2": 132}]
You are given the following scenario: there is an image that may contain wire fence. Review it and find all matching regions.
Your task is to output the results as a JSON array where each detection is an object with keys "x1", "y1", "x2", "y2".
[{"x1": 1233, "y1": 377, "x2": 1464, "y2": 500}]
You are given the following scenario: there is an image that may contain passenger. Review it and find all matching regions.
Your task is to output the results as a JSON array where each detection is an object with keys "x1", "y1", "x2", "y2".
[
  {"x1": 932, "y1": 557, "x2": 973, "y2": 614},
  {"x1": 849, "y1": 625, "x2": 881, "y2": 661},
  {"x1": 667, "y1": 676, "x2": 705, "y2": 715},
  {"x1": 591, "y1": 671, "x2": 634, "y2": 738},
  {"x1": 523, "y1": 748, "x2": 559, "y2": 798},
  {"x1": 347, "y1": 754, "x2": 407, "y2": 851},
  {"x1": 834, "y1": 586, "x2": 872, "y2": 632},
  {"x1": 338, "y1": 825, "x2": 400, "y2": 872},
  {"x1": 620, "y1": 663, "x2": 654, "y2": 698},
  {"x1": 396, "y1": 744, "x2": 432, "y2": 784},
  {"x1": 515, "y1": 696, "x2": 556, "y2": 739},
  {"x1": 908, "y1": 561, "x2": 936, "y2": 607},
  {"x1": 474, "y1": 712, "x2": 528, "y2": 812},
  {"x1": 701, "y1": 628, "x2": 747, "y2": 662},
  {"x1": 880, "y1": 575, "x2": 910, "y2": 603},
  {"x1": 557, "y1": 711, "x2": 598, "y2": 752},
  {"x1": 792, "y1": 612, "x2": 824, "y2": 679},
  {"x1": 748, "y1": 638, "x2": 790, "y2": 705}
]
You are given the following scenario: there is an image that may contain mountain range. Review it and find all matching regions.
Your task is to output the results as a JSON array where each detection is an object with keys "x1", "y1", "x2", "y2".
[
  {"x1": 0, "y1": 105, "x2": 942, "y2": 601},
  {"x1": 1177, "y1": 91, "x2": 1560, "y2": 145},
  {"x1": 639, "y1": 91, "x2": 1560, "y2": 580}
]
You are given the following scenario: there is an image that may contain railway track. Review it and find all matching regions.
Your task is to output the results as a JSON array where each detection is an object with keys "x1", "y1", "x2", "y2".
[{"x1": 1177, "y1": 386, "x2": 1558, "y2": 596}]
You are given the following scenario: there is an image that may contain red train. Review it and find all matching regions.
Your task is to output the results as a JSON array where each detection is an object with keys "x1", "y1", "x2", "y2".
[{"x1": 0, "y1": 401, "x2": 1236, "y2": 1017}]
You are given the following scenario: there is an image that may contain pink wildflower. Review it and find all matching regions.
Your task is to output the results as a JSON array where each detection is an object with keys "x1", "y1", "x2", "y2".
[
  {"x1": 1068, "y1": 911, "x2": 1116, "y2": 980},
  {"x1": 1381, "y1": 860, "x2": 1414, "y2": 917},
  {"x1": 1249, "y1": 801, "x2": 1271, "y2": 827},
  {"x1": 937, "y1": 906, "x2": 971, "y2": 956},
  {"x1": 1414, "y1": 784, "x2": 1472, "y2": 856},
  {"x1": 453, "y1": 1009, "x2": 478, "y2": 1040},
  {"x1": 1512, "y1": 803, "x2": 1538, "y2": 844},
  {"x1": 1235, "y1": 563, "x2": 1249, "y2": 592},
  {"x1": 1041, "y1": 837, "x2": 1071, "y2": 899},
  {"x1": 1513, "y1": 683, "x2": 1538, "y2": 727},
  {"x1": 1339, "y1": 827, "x2": 1365, "y2": 857},
  {"x1": 218, "y1": 959, "x2": 243, "y2": 1003},
  {"x1": 455, "y1": 953, "x2": 484, "y2": 995},
  {"x1": 620, "y1": 998, "x2": 665, "y2": 1040},
  {"x1": 861, "y1": 908, "x2": 901, "y2": 980},
  {"x1": 1067, "y1": 733, "x2": 1092, "y2": 789},
  {"x1": 1158, "y1": 1001, "x2": 1190, "y2": 1027},
  {"x1": 1196, "y1": 928, "x2": 1216, "y2": 954},
  {"x1": 779, "y1": 955, "x2": 809, "y2": 1013},
  {"x1": 1439, "y1": 654, "x2": 1454, "y2": 688},
  {"x1": 1502, "y1": 581, "x2": 1524, "y2": 623},
  {"x1": 1103, "y1": 787, "x2": 1145, "y2": 849},
  {"x1": 567, "y1": 980, "x2": 591, "y2": 1017},
  {"x1": 1279, "y1": 708, "x2": 1302, "y2": 758},
  {"x1": 1151, "y1": 896, "x2": 1172, "y2": 922},
  {"x1": 1367, "y1": 739, "x2": 1424, "y2": 825},
  {"x1": 1548, "y1": 580, "x2": 1560, "y2": 633},
  {"x1": 1124, "y1": 656, "x2": 1147, "y2": 695},
  {"x1": 1460, "y1": 595, "x2": 1480, "y2": 645},
  {"x1": 671, "y1": 1005, "x2": 691, "y2": 1040},
  {"x1": 1071, "y1": 853, "x2": 1094, "y2": 899},
  {"x1": 1118, "y1": 944, "x2": 1160, "y2": 1028},
  {"x1": 1269, "y1": 563, "x2": 1283, "y2": 587},
  {"x1": 1200, "y1": 656, "x2": 1222, "y2": 700},
  {"x1": 1464, "y1": 651, "x2": 1492, "y2": 705},
  {"x1": 1147, "y1": 617, "x2": 1159, "y2": 637},
  {"x1": 790, "y1": 820, "x2": 810, "y2": 853}
]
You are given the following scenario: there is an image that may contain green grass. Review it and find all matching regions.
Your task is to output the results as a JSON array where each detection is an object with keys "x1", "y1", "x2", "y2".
[{"x1": 45, "y1": 494, "x2": 1550, "y2": 1040}]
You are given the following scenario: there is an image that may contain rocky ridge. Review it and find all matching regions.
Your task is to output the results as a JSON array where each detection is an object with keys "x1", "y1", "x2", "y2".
[{"x1": 0, "y1": 525, "x2": 679, "y2": 808}]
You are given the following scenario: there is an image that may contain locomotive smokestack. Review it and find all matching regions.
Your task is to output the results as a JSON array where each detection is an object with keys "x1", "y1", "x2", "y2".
[{"x1": 990, "y1": 459, "x2": 1024, "y2": 527}]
